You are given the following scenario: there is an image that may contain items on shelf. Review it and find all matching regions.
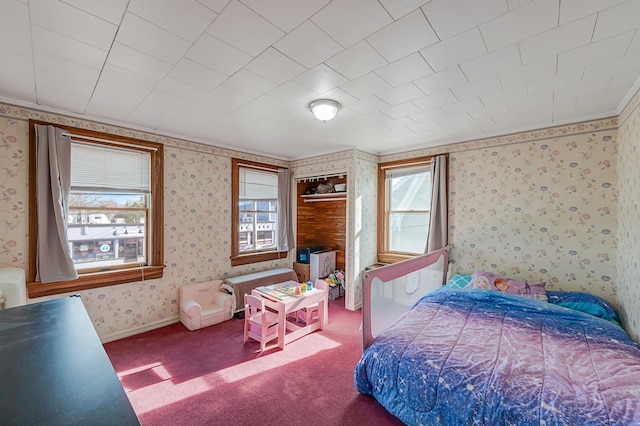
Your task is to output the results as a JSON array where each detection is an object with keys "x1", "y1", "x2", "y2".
[{"x1": 302, "y1": 178, "x2": 346, "y2": 195}]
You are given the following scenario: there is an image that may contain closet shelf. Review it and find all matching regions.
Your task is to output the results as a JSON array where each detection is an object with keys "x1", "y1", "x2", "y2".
[{"x1": 301, "y1": 192, "x2": 347, "y2": 202}]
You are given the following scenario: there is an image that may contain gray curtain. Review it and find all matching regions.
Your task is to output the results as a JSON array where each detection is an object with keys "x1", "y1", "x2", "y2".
[
  {"x1": 426, "y1": 155, "x2": 448, "y2": 253},
  {"x1": 277, "y1": 168, "x2": 294, "y2": 252},
  {"x1": 35, "y1": 124, "x2": 78, "y2": 283}
]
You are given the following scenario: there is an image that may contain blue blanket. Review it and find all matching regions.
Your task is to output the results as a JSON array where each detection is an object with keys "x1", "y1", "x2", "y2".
[{"x1": 354, "y1": 288, "x2": 640, "y2": 425}]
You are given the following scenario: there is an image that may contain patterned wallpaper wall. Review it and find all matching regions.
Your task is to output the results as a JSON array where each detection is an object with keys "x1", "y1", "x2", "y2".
[
  {"x1": 0, "y1": 117, "x2": 27, "y2": 270},
  {"x1": 381, "y1": 118, "x2": 621, "y2": 311},
  {"x1": 448, "y1": 128, "x2": 619, "y2": 307},
  {"x1": 0, "y1": 104, "x2": 291, "y2": 341},
  {"x1": 616, "y1": 88, "x2": 640, "y2": 342},
  {"x1": 1, "y1": 99, "x2": 638, "y2": 342},
  {"x1": 352, "y1": 152, "x2": 378, "y2": 308},
  {"x1": 82, "y1": 145, "x2": 292, "y2": 338}
]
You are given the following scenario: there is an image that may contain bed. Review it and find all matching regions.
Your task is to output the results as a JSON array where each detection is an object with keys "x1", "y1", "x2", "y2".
[{"x1": 355, "y1": 249, "x2": 640, "y2": 425}]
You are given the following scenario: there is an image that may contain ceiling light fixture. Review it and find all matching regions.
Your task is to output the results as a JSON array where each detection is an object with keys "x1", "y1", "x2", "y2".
[{"x1": 309, "y1": 99, "x2": 341, "y2": 123}]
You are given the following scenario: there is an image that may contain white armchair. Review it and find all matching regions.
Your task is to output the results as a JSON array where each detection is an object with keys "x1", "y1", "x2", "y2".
[{"x1": 179, "y1": 280, "x2": 234, "y2": 331}]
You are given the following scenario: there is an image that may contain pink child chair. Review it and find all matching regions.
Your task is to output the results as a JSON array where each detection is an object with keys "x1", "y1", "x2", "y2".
[
  {"x1": 244, "y1": 294, "x2": 279, "y2": 352},
  {"x1": 296, "y1": 278, "x2": 329, "y2": 326}
]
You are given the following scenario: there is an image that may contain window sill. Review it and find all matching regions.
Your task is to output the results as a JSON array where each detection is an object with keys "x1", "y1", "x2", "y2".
[
  {"x1": 377, "y1": 252, "x2": 421, "y2": 265},
  {"x1": 230, "y1": 251, "x2": 288, "y2": 267},
  {"x1": 27, "y1": 265, "x2": 165, "y2": 298}
]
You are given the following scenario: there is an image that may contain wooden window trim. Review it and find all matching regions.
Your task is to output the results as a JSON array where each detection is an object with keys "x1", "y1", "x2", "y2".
[
  {"x1": 230, "y1": 158, "x2": 287, "y2": 267},
  {"x1": 27, "y1": 120, "x2": 165, "y2": 298},
  {"x1": 27, "y1": 266, "x2": 165, "y2": 298},
  {"x1": 377, "y1": 155, "x2": 445, "y2": 264}
]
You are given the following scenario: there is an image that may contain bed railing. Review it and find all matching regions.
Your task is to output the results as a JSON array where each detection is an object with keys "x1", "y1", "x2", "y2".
[{"x1": 361, "y1": 248, "x2": 448, "y2": 349}]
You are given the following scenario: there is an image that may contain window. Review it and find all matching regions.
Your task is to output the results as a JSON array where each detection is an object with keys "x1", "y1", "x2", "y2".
[
  {"x1": 231, "y1": 159, "x2": 287, "y2": 266},
  {"x1": 28, "y1": 120, "x2": 164, "y2": 298},
  {"x1": 69, "y1": 143, "x2": 150, "y2": 272},
  {"x1": 378, "y1": 156, "x2": 433, "y2": 263}
]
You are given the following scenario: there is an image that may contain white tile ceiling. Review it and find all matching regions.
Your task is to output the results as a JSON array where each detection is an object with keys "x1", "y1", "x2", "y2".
[{"x1": 1, "y1": 0, "x2": 639, "y2": 159}]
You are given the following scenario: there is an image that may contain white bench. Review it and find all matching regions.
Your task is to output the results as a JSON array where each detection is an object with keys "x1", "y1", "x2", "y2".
[{"x1": 223, "y1": 268, "x2": 298, "y2": 313}]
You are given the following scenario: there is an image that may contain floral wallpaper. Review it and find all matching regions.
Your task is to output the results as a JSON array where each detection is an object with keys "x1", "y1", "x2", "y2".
[
  {"x1": 382, "y1": 117, "x2": 621, "y2": 310},
  {"x1": 352, "y1": 151, "x2": 378, "y2": 309},
  {"x1": 82, "y1": 145, "x2": 291, "y2": 340},
  {"x1": 163, "y1": 147, "x2": 232, "y2": 284},
  {"x1": 447, "y1": 129, "x2": 619, "y2": 307},
  {"x1": 0, "y1": 103, "x2": 291, "y2": 341},
  {"x1": 0, "y1": 118, "x2": 28, "y2": 270},
  {"x1": 1, "y1": 98, "x2": 638, "y2": 343},
  {"x1": 617, "y1": 88, "x2": 640, "y2": 342}
]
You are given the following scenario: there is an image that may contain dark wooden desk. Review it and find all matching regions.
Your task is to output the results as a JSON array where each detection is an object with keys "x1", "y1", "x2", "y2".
[{"x1": 0, "y1": 296, "x2": 139, "y2": 425}]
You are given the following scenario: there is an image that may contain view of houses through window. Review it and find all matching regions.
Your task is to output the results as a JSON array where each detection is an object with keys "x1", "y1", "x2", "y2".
[
  {"x1": 239, "y1": 199, "x2": 277, "y2": 252},
  {"x1": 238, "y1": 166, "x2": 278, "y2": 252},
  {"x1": 67, "y1": 192, "x2": 147, "y2": 270},
  {"x1": 231, "y1": 158, "x2": 285, "y2": 266}
]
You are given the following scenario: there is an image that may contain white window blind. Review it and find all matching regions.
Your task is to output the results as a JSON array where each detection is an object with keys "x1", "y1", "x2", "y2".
[
  {"x1": 240, "y1": 168, "x2": 277, "y2": 200},
  {"x1": 71, "y1": 143, "x2": 151, "y2": 192}
]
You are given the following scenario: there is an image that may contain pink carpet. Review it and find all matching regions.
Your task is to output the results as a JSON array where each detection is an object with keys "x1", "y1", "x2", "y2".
[{"x1": 104, "y1": 299, "x2": 404, "y2": 425}]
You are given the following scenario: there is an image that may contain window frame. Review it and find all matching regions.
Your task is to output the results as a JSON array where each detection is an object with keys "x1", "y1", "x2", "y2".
[
  {"x1": 231, "y1": 158, "x2": 287, "y2": 266},
  {"x1": 27, "y1": 120, "x2": 164, "y2": 298},
  {"x1": 377, "y1": 155, "x2": 436, "y2": 264}
]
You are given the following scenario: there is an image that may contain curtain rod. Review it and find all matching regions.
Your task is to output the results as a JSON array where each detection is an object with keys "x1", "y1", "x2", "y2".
[
  {"x1": 237, "y1": 162, "x2": 284, "y2": 173},
  {"x1": 380, "y1": 159, "x2": 433, "y2": 170},
  {"x1": 62, "y1": 132, "x2": 158, "y2": 152},
  {"x1": 295, "y1": 173, "x2": 346, "y2": 182}
]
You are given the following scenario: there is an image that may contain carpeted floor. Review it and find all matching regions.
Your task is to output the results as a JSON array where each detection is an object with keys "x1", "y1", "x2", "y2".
[{"x1": 104, "y1": 299, "x2": 404, "y2": 425}]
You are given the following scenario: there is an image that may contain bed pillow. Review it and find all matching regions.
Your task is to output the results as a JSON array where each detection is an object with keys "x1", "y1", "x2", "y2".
[
  {"x1": 468, "y1": 271, "x2": 548, "y2": 302},
  {"x1": 444, "y1": 274, "x2": 472, "y2": 289},
  {"x1": 546, "y1": 291, "x2": 620, "y2": 324}
]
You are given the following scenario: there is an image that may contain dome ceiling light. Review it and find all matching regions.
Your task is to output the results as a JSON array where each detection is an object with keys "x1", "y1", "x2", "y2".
[{"x1": 309, "y1": 99, "x2": 341, "y2": 123}]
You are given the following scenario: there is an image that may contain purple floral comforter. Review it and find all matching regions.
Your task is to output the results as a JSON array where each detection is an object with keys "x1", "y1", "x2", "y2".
[{"x1": 354, "y1": 288, "x2": 640, "y2": 425}]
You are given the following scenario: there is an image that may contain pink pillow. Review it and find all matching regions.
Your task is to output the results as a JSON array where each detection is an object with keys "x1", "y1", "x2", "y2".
[{"x1": 468, "y1": 271, "x2": 548, "y2": 302}]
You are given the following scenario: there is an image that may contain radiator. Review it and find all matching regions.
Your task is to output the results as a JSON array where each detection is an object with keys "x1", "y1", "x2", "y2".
[{"x1": 0, "y1": 267, "x2": 27, "y2": 309}]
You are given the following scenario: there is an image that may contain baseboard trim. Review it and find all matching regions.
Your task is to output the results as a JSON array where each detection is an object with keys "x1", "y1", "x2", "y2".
[{"x1": 100, "y1": 316, "x2": 180, "y2": 343}]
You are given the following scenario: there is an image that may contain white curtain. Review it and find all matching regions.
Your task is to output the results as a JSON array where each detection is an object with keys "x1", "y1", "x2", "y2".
[
  {"x1": 35, "y1": 125, "x2": 78, "y2": 283},
  {"x1": 426, "y1": 155, "x2": 448, "y2": 253},
  {"x1": 277, "y1": 168, "x2": 294, "y2": 252}
]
